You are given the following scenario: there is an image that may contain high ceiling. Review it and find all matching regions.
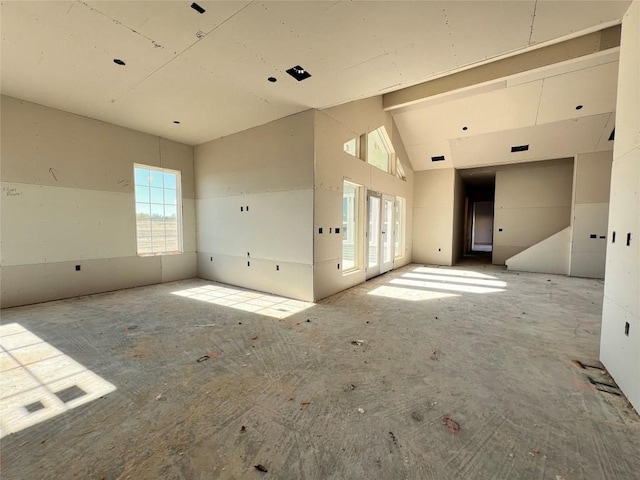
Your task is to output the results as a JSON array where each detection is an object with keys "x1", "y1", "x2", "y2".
[
  {"x1": 1, "y1": 0, "x2": 632, "y2": 171},
  {"x1": 391, "y1": 49, "x2": 619, "y2": 170}
]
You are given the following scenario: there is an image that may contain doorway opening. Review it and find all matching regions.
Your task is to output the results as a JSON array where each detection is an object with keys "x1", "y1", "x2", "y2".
[
  {"x1": 366, "y1": 191, "x2": 395, "y2": 280},
  {"x1": 458, "y1": 170, "x2": 496, "y2": 265}
]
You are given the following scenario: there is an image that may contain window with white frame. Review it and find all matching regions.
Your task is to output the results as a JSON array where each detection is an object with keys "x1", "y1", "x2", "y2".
[
  {"x1": 394, "y1": 197, "x2": 406, "y2": 259},
  {"x1": 343, "y1": 137, "x2": 358, "y2": 158},
  {"x1": 396, "y1": 158, "x2": 406, "y2": 181},
  {"x1": 342, "y1": 181, "x2": 361, "y2": 272},
  {"x1": 134, "y1": 165, "x2": 182, "y2": 255},
  {"x1": 367, "y1": 126, "x2": 395, "y2": 173}
]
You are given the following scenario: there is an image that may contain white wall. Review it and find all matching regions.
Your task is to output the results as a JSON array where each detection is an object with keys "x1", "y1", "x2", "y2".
[
  {"x1": 413, "y1": 168, "x2": 456, "y2": 265},
  {"x1": 493, "y1": 159, "x2": 574, "y2": 264},
  {"x1": 313, "y1": 97, "x2": 414, "y2": 300},
  {"x1": 506, "y1": 226, "x2": 571, "y2": 275},
  {"x1": 0, "y1": 96, "x2": 196, "y2": 308},
  {"x1": 194, "y1": 111, "x2": 315, "y2": 302},
  {"x1": 570, "y1": 151, "x2": 614, "y2": 278},
  {"x1": 601, "y1": 0, "x2": 640, "y2": 413}
]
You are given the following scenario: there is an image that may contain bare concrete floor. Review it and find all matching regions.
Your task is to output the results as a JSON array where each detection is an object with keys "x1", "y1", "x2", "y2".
[{"x1": 1, "y1": 264, "x2": 638, "y2": 479}]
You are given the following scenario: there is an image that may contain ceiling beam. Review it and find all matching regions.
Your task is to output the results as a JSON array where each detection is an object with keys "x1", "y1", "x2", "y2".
[{"x1": 383, "y1": 25, "x2": 621, "y2": 111}]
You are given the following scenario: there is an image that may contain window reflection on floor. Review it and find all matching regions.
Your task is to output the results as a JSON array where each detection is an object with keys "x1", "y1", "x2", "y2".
[
  {"x1": 368, "y1": 267, "x2": 506, "y2": 300},
  {"x1": 0, "y1": 323, "x2": 116, "y2": 437},
  {"x1": 172, "y1": 285, "x2": 314, "y2": 319}
]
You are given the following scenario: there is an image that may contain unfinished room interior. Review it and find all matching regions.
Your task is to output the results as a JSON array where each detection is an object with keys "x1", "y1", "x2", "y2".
[{"x1": 1, "y1": 0, "x2": 639, "y2": 478}]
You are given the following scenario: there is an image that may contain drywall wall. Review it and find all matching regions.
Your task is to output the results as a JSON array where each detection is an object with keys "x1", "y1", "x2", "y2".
[
  {"x1": 570, "y1": 151, "x2": 613, "y2": 278},
  {"x1": 194, "y1": 111, "x2": 315, "y2": 302},
  {"x1": 0, "y1": 96, "x2": 196, "y2": 308},
  {"x1": 313, "y1": 97, "x2": 414, "y2": 300},
  {"x1": 413, "y1": 168, "x2": 456, "y2": 266},
  {"x1": 452, "y1": 170, "x2": 465, "y2": 263},
  {"x1": 493, "y1": 159, "x2": 574, "y2": 264},
  {"x1": 506, "y1": 226, "x2": 571, "y2": 274},
  {"x1": 601, "y1": 0, "x2": 640, "y2": 413}
]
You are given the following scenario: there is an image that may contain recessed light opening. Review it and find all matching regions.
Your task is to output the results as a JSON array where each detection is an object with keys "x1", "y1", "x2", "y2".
[
  {"x1": 462, "y1": 126, "x2": 468, "y2": 131},
  {"x1": 511, "y1": 144, "x2": 529, "y2": 153},
  {"x1": 191, "y1": 2, "x2": 206, "y2": 14},
  {"x1": 431, "y1": 155, "x2": 445, "y2": 162},
  {"x1": 268, "y1": 77, "x2": 277, "y2": 83},
  {"x1": 286, "y1": 65, "x2": 311, "y2": 81},
  {"x1": 173, "y1": 121, "x2": 181, "y2": 124},
  {"x1": 575, "y1": 105, "x2": 583, "y2": 110},
  {"x1": 113, "y1": 59, "x2": 126, "y2": 66}
]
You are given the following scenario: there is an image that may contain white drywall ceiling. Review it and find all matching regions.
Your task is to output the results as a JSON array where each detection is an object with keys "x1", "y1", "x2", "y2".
[
  {"x1": 0, "y1": 1, "x2": 631, "y2": 146},
  {"x1": 392, "y1": 51, "x2": 620, "y2": 170}
]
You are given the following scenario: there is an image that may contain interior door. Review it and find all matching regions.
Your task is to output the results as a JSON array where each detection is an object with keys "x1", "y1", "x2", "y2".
[
  {"x1": 380, "y1": 195, "x2": 395, "y2": 274},
  {"x1": 472, "y1": 201, "x2": 494, "y2": 252},
  {"x1": 366, "y1": 191, "x2": 381, "y2": 279}
]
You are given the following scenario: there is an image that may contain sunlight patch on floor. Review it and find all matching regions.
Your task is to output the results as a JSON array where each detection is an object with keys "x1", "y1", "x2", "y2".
[
  {"x1": 0, "y1": 323, "x2": 116, "y2": 438},
  {"x1": 367, "y1": 285, "x2": 459, "y2": 301},
  {"x1": 412, "y1": 266, "x2": 498, "y2": 280},
  {"x1": 391, "y1": 277, "x2": 505, "y2": 294},
  {"x1": 402, "y1": 271, "x2": 507, "y2": 288},
  {"x1": 171, "y1": 285, "x2": 314, "y2": 319}
]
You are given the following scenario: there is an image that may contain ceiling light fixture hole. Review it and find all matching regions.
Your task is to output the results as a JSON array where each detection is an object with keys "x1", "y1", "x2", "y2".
[
  {"x1": 462, "y1": 126, "x2": 468, "y2": 131},
  {"x1": 575, "y1": 104, "x2": 583, "y2": 110},
  {"x1": 286, "y1": 65, "x2": 312, "y2": 82},
  {"x1": 113, "y1": 59, "x2": 126, "y2": 66},
  {"x1": 173, "y1": 120, "x2": 181, "y2": 124},
  {"x1": 268, "y1": 77, "x2": 277, "y2": 83}
]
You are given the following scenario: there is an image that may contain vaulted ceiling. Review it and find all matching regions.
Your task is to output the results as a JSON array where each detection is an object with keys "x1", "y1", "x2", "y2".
[{"x1": 1, "y1": 1, "x2": 632, "y2": 171}]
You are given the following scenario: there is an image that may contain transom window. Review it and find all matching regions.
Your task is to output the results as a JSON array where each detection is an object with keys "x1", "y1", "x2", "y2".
[
  {"x1": 367, "y1": 126, "x2": 394, "y2": 173},
  {"x1": 342, "y1": 181, "x2": 361, "y2": 272},
  {"x1": 134, "y1": 165, "x2": 182, "y2": 255}
]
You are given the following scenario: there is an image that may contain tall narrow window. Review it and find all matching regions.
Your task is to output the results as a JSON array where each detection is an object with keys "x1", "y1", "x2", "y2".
[
  {"x1": 342, "y1": 181, "x2": 360, "y2": 272},
  {"x1": 367, "y1": 126, "x2": 394, "y2": 173},
  {"x1": 394, "y1": 197, "x2": 406, "y2": 259},
  {"x1": 134, "y1": 165, "x2": 182, "y2": 255}
]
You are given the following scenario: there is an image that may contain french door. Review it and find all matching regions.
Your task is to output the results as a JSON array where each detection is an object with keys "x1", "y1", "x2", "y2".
[{"x1": 366, "y1": 191, "x2": 395, "y2": 279}]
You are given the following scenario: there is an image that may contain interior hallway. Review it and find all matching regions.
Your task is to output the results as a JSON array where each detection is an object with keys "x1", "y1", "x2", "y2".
[{"x1": 1, "y1": 264, "x2": 638, "y2": 479}]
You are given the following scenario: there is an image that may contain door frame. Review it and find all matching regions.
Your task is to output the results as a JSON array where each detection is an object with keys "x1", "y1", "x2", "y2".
[
  {"x1": 366, "y1": 190, "x2": 396, "y2": 280},
  {"x1": 380, "y1": 194, "x2": 395, "y2": 274}
]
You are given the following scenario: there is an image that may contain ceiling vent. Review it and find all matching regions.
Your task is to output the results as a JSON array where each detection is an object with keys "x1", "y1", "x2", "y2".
[
  {"x1": 191, "y1": 3, "x2": 205, "y2": 14},
  {"x1": 286, "y1": 65, "x2": 311, "y2": 82},
  {"x1": 608, "y1": 128, "x2": 615, "y2": 141},
  {"x1": 431, "y1": 155, "x2": 445, "y2": 162},
  {"x1": 510, "y1": 144, "x2": 529, "y2": 153}
]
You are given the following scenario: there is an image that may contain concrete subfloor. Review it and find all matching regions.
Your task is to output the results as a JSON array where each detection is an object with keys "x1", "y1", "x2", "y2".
[{"x1": 1, "y1": 263, "x2": 639, "y2": 479}]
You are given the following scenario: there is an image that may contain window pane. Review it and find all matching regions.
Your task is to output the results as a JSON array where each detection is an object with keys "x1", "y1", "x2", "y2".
[
  {"x1": 137, "y1": 236, "x2": 153, "y2": 255},
  {"x1": 164, "y1": 188, "x2": 177, "y2": 206},
  {"x1": 367, "y1": 128, "x2": 390, "y2": 172},
  {"x1": 343, "y1": 138, "x2": 357, "y2": 157},
  {"x1": 148, "y1": 171, "x2": 161, "y2": 186},
  {"x1": 134, "y1": 165, "x2": 182, "y2": 256},
  {"x1": 150, "y1": 187, "x2": 164, "y2": 204},
  {"x1": 395, "y1": 197, "x2": 405, "y2": 258},
  {"x1": 163, "y1": 172, "x2": 177, "y2": 189},
  {"x1": 135, "y1": 202, "x2": 150, "y2": 218},
  {"x1": 342, "y1": 182, "x2": 358, "y2": 271},
  {"x1": 134, "y1": 168, "x2": 150, "y2": 186},
  {"x1": 135, "y1": 185, "x2": 150, "y2": 203},
  {"x1": 366, "y1": 126, "x2": 395, "y2": 173},
  {"x1": 164, "y1": 205, "x2": 177, "y2": 219},
  {"x1": 150, "y1": 203, "x2": 164, "y2": 219}
]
